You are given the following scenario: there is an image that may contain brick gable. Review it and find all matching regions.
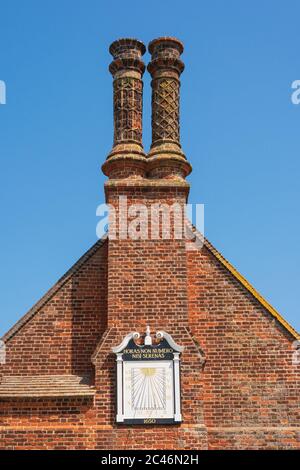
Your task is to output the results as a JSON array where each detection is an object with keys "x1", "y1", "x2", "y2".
[
  {"x1": 0, "y1": 37, "x2": 298, "y2": 450},
  {"x1": 1, "y1": 239, "x2": 107, "y2": 377}
]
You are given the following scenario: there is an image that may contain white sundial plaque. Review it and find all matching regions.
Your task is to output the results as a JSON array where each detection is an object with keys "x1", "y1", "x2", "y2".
[{"x1": 112, "y1": 327, "x2": 184, "y2": 425}]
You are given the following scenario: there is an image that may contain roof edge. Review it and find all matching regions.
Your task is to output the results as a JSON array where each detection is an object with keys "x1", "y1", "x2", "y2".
[
  {"x1": 200, "y1": 234, "x2": 299, "y2": 340},
  {"x1": 2, "y1": 236, "x2": 107, "y2": 343}
]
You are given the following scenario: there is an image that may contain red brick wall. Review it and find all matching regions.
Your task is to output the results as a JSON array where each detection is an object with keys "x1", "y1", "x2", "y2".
[
  {"x1": 187, "y1": 245, "x2": 300, "y2": 449},
  {"x1": 106, "y1": 185, "x2": 189, "y2": 328},
  {"x1": 0, "y1": 218, "x2": 299, "y2": 449},
  {"x1": 1, "y1": 241, "x2": 107, "y2": 377}
]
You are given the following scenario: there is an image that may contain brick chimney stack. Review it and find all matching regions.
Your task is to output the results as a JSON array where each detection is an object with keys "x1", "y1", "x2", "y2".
[
  {"x1": 102, "y1": 38, "x2": 147, "y2": 179},
  {"x1": 98, "y1": 40, "x2": 205, "y2": 438},
  {"x1": 102, "y1": 37, "x2": 195, "y2": 328},
  {"x1": 147, "y1": 37, "x2": 192, "y2": 179}
]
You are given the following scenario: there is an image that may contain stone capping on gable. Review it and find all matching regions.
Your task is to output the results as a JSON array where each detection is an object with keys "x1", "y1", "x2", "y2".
[
  {"x1": 0, "y1": 374, "x2": 95, "y2": 398},
  {"x1": 1, "y1": 236, "x2": 107, "y2": 344},
  {"x1": 188, "y1": 225, "x2": 299, "y2": 340}
]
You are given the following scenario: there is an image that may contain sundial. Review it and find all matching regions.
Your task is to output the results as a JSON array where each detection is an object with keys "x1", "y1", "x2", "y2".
[{"x1": 112, "y1": 327, "x2": 183, "y2": 424}]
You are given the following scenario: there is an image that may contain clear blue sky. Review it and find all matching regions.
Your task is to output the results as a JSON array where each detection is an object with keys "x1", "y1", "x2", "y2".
[{"x1": 0, "y1": 0, "x2": 299, "y2": 336}]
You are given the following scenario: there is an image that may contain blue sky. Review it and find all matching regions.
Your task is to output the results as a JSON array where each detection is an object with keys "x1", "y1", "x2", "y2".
[{"x1": 0, "y1": 0, "x2": 299, "y2": 336}]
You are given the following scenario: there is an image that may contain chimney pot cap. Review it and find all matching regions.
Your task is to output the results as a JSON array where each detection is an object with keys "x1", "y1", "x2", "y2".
[{"x1": 148, "y1": 37, "x2": 184, "y2": 55}]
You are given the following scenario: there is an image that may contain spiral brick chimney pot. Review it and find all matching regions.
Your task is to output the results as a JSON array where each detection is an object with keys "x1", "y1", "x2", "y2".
[
  {"x1": 147, "y1": 37, "x2": 192, "y2": 180},
  {"x1": 102, "y1": 38, "x2": 147, "y2": 179}
]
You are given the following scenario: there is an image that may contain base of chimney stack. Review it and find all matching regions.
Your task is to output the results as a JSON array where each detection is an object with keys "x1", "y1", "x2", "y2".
[
  {"x1": 102, "y1": 144, "x2": 147, "y2": 179},
  {"x1": 147, "y1": 142, "x2": 192, "y2": 179}
]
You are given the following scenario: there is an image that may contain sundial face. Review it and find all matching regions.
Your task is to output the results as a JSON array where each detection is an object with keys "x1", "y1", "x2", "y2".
[
  {"x1": 112, "y1": 328, "x2": 183, "y2": 424},
  {"x1": 123, "y1": 361, "x2": 174, "y2": 421}
]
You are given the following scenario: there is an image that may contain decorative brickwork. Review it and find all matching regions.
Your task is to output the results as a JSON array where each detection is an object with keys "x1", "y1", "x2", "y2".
[
  {"x1": 147, "y1": 37, "x2": 191, "y2": 179},
  {"x1": 103, "y1": 38, "x2": 147, "y2": 179},
  {"x1": 113, "y1": 77, "x2": 143, "y2": 144},
  {"x1": 151, "y1": 78, "x2": 180, "y2": 143},
  {"x1": 148, "y1": 39, "x2": 183, "y2": 146},
  {"x1": 109, "y1": 38, "x2": 145, "y2": 147}
]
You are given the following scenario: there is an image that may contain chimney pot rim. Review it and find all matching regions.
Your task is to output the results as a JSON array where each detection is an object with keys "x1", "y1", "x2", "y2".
[
  {"x1": 148, "y1": 37, "x2": 184, "y2": 55},
  {"x1": 147, "y1": 57, "x2": 184, "y2": 75},
  {"x1": 109, "y1": 38, "x2": 146, "y2": 57}
]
